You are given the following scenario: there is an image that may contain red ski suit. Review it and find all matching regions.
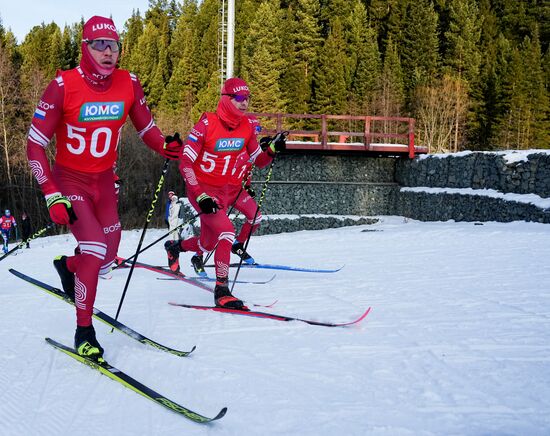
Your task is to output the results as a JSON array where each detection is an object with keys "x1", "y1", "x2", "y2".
[
  {"x1": 27, "y1": 67, "x2": 167, "y2": 326},
  {"x1": 179, "y1": 112, "x2": 273, "y2": 280}
]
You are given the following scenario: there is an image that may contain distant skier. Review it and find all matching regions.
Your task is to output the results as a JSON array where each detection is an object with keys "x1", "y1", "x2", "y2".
[
  {"x1": 21, "y1": 212, "x2": 32, "y2": 248},
  {"x1": 164, "y1": 190, "x2": 175, "y2": 227},
  {"x1": 1, "y1": 209, "x2": 17, "y2": 253},
  {"x1": 168, "y1": 194, "x2": 181, "y2": 241},
  {"x1": 164, "y1": 77, "x2": 285, "y2": 310},
  {"x1": 26, "y1": 15, "x2": 182, "y2": 361}
]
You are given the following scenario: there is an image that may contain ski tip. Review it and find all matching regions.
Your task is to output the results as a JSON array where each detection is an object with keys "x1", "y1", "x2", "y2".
[
  {"x1": 212, "y1": 407, "x2": 228, "y2": 421},
  {"x1": 349, "y1": 306, "x2": 372, "y2": 325}
]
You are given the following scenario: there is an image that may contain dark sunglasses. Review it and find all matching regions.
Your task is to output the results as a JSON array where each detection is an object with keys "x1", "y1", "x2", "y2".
[
  {"x1": 84, "y1": 39, "x2": 121, "y2": 53},
  {"x1": 223, "y1": 94, "x2": 250, "y2": 102}
]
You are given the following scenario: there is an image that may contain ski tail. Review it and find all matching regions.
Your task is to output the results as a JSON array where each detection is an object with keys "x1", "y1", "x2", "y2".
[
  {"x1": 10, "y1": 269, "x2": 194, "y2": 357},
  {"x1": 46, "y1": 338, "x2": 226, "y2": 423}
]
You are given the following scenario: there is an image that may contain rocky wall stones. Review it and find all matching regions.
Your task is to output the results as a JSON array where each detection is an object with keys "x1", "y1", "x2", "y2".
[{"x1": 396, "y1": 152, "x2": 550, "y2": 197}]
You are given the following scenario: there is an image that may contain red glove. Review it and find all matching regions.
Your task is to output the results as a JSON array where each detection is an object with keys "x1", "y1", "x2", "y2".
[
  {"x1": 46, "y1": 193, "x2": 77, "y2": 225},
  {"x1": 162, "y1": 132, "x2": 183, "y2": 160}
]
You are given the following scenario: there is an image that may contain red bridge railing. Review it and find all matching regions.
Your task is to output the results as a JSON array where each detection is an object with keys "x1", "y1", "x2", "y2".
[{"x1": 248, "y1": 112, "x2": 427, "y2": 158}]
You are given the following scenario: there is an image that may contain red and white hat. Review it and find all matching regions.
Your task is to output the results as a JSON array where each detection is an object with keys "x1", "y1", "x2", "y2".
[
  {"x1": 221, "y1": 77, "x2": 250, "y2": 96},
  {"x1": 82, "y1": 16, "x2": 119, "y2": 41}
]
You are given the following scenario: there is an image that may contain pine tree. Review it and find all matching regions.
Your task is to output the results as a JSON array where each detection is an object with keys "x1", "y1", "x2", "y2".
[
  {"x1": 159, "y1": 0, "x2": 200, "y2": 116},
  {"x1": 543, "y1": 47, "x2": 550, "y2": 91},
  {"x1": 311, "y1": 18, "x2": 347, "y2": 115},
  {"x1": 191, "y1": 70, "x2": 220, "y2": 123},
  {"x1": 120, "y1": 9, "x2": 144, "y2": 69},
  {"x1": 47, "y1": 26, "x2": 63, "y2": 78},
  {"x1": 168, "y1": 0, "x2": 197, "y2": 61},
  {"x1": 442, "y1": 0, "x2": 482, "y2": 152},
  {"x1": 241, "y1": 0, "x2": 285, "y2": 114},
  {"x1": 19, "y1": 23, "x2": 60, "y2": 107},
  {"x1": 376, "y1": 35, "x2": 405, "y2": 117},
  {"x1": 125, "y1": 22, "x2": 163, "y2": 102},
  {"x1": 146, "y1": 0, "x2": 171, "y2": 29},
  {"x1": 318, "y1": 0, "x2": 353, "y2": 37},
  {"x1": 502, "y1": 34, "x2": 549, "y2": 149},
  {"x1": 234, "y1": 0, "x2": 263, "y2": 77},
  {"x1": 149, "y1": 43, "x2": 170, "y2": 107},
  {"x1": 192, "y1": 0, "x2": 222, "y2": 88},
  {"x1": 443, "y1": 0, "x2": 482, "y2": 85},
  {"x1": 399, "y1": 0, "x2": 439, "y2": 97},
  {"x1": 471, "y1": 0, "x2": 501, "y2": 150},
  {"x1": 279, "y1": 0, "x2": 322, "y2": 116},
  {"x1": 487, "y1": 34, "x2": 514, "y2": 148},
  {"x1": 20, "y1": 23, "x2": 60, "y2": 78},
  {"x1": 368, "y1": 0, "x2": 402, "y2": 48},
  {"x1": 60, "y1": 25, "x2": 79, "y2": 70},
  {"x1": 494, "y1": 0, "x2": 540, "y2": 46},
  {"x1": 0, "y1": 41, "x2": 26, "y2": 203},
  {"x1": 348, "y1": 1, "x2": 381, "y2": 114}
]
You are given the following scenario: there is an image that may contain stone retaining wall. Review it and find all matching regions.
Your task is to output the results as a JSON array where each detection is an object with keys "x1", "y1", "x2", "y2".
[
  {"x1": 255, "y1": 154, "x2": 398, "y2": 214},
  {"x1": 225, "y1": 150, "x2": 550, "y2": 234},
  {"x1": 394, "y1": 151, "x2": 550, "y2": 223}
]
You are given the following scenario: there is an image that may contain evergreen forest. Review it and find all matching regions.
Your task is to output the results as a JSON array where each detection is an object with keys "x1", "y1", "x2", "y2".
[{"x1": 0, "y1": 0, "x2": 548, "y2": 229}]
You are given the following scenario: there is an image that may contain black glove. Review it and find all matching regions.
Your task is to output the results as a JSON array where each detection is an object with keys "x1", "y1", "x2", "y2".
[
  {"x1": 245, "y1": 185, "x2": 256, "y2": 198},
  {"x1": 271, "y1": 132, "x2": 287, "y2": 153},
  {"x1": 162, "y1": 132, "x2": 183, "y2": 160},
  {"x1": 196, "y1": 193, "x2": 218, "y2": 214},
  {"x1": 259, "y1": 136, "x2": 273, "y2": 151},
  {"x1": 261, "y1": 132, "x2": 287, "y2": 155}
]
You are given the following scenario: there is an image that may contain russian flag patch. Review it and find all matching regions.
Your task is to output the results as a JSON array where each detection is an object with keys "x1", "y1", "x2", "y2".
[
  {"x1": 188, "y1": 133, "x2": 198, "y2": 142},
  {"x1": 33, "y1": 108, "x2": 46, "y2": 120}
]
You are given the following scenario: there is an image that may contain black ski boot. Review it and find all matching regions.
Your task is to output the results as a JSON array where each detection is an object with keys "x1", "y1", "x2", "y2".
[
  {"x1": 74, "y1": 325, "x2": 104, "y2": 361},
  {"x1": 191, "y1": 254, "x2": 206, "y2": 277},
  {"x1": 164, "y1": 240, "x2": 181, "y2": 273},
  {"x1": 231, "y1": 242, "x2": 255, "y2": 264},
  {"x1": 53, "y1": 255, "x2": 75, "y2": 301},
  {"x1": 214, "y1": 281, "x2": 247, "y2": 310}
]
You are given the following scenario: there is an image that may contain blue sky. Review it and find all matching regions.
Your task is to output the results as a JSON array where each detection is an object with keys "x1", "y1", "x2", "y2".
[{"x1": 1, "y1": 0, "x2": 151, "y2": 43}]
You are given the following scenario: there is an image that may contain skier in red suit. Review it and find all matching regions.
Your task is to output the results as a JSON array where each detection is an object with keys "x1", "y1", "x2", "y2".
[
  {"x1": 26, "y1": 16, "x2": 182, "y2": 360},
  {"x1": 164, "y1": 77, "x2": 285, "y2": 309},
  {"x1": 1, "y1": 210, "x2": 17, "y2": 254}
]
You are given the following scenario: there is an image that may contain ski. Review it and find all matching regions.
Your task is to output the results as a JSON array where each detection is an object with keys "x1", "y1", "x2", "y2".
[
  {"x1": 206, "y1": 262, "x2": 344, "y2": 273},
  {"x1": 115, "y1": 257, "x2": 214, "y2": 292},
  {"x1": 155, "y1": 273, "x2": 276, "y2": 285},
  {"x1": 45, "y1": 338, "x2": 226, "y2": 423},
  {"x1": 116, "y1": 257, "x2": 275, "y2": 285},
  {"x1": 9, "y1": 269, "x2": 195, "y2": 357},
  {"x1": 169, "y1": 302, "x2": 371, "y2": 327},
  {"x1": 116, "y1": 259, "x2": 277, "y2": 308}
]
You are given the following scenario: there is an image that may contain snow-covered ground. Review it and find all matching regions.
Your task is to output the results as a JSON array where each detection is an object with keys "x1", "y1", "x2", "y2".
[{"x1": 1, "y1": 216, "x2": 550, "y2": 435}]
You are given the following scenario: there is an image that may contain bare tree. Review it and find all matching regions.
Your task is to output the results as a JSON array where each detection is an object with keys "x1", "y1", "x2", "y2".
[
  {"x1": 0, "y1": 43, "x2": 28, "y2": 209},
  {"x1": 415, "y1": 74, "x2": 468, "y2": 153}
]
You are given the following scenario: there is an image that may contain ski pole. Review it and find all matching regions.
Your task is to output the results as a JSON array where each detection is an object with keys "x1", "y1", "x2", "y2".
[
  {"x1": 0, "y1": 222, "x2": 55, "y2": 261},
  {"x1": 113, "y1": 159, "x2": 170, "y2": 325},
  {"x1": 112, "y1": 212, "x2": 201, "y2": 269},
  {"x1": 202, "y1": 176, "x2": 250, "y2": 266},
  {"x1": 230, "y1": 154, "x2": 281, "y2": 291}
]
